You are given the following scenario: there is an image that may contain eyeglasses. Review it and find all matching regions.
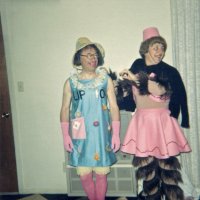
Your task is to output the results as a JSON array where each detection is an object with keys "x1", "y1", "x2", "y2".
[{"x1": 80, "y1": 53, "x2": 99, "y2": 59}]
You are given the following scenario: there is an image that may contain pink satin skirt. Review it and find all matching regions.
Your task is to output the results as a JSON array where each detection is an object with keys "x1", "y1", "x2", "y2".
[{"x1": 121, "y1": 108, "x2": 191, "y2": 159}]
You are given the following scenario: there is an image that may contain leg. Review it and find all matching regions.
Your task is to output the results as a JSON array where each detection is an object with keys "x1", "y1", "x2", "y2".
[
  {"x1": 159, "y1": 156, "x2": 184, "y2": 200},
  {"x1": 133, "y1": 156, "x2": 162, "y2": 200},
  {"x1": 94, "y1": 167, "x2": 110, "y2": 200},
  {"x1": 95, "y1": 173, "x2": 107, "y2": 200},
  {"x1": 77, "y1": 167, "x2": 95, "y2": 200}
]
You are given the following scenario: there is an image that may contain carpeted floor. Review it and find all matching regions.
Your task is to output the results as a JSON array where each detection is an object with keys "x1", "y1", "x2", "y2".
[{"x1": 0, "y1": 194, "x2": 137, "y2": 200}]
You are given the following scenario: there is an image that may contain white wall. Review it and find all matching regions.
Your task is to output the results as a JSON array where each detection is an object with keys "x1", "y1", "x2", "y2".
[{"x1": 0, "y1": 0, "x2": 172, "y2": 194}]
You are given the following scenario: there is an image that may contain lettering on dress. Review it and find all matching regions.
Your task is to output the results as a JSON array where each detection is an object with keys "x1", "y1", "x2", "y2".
[
  {"x1": 100, "y1": 89, "x2": 106, "y2": 98},
  {"x1": 73, "y1": 90, "x2": 85, "y2": 100},
  {"x1": 73, "y1": 89, "x2": 106, "y2": 100}
]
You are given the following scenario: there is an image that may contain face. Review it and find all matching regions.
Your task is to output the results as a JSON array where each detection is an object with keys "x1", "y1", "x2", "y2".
[
  {"x1": 145, "y1": 43, "x2": 165, "y2": 65},
  {"x1": 80, "y1": 46, "x2": 98, "y2": 72}
]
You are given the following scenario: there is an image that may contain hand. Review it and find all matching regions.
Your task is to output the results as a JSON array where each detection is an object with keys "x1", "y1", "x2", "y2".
[
  {"x1": 63, "y1": 134, "x2": 73, "y2": 152},
  {"x1": 111, "y1": 134, "x2": 120, "y2": 153},
  {"x1": 111, "y1": 121, "x2": 121, "y2": 152},
  {"x1": 119, "y1": 69, "x2": 139, "y2": 85},
  {"x1": 119, "y1": 69, "x2": 131, "y2": 79},
  {"x1": 61, "y1": 122, "x2": 74, "y2": 152}
]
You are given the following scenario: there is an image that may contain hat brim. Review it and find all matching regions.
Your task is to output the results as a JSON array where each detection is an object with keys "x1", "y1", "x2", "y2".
[
  {"x1": 76, "y1": 42, "x2": 104, "y2": 58},
  {"x1": 72, "y1": 42, "x2": 105, "y2": 66}
]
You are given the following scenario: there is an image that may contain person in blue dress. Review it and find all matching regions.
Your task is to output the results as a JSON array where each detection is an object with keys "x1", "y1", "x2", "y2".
[{"x1": 60, "y1": 37, "x2": 120, "y2": 200}]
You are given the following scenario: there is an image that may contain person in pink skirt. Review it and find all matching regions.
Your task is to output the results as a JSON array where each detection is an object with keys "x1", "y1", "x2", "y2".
[{"x1": 118, "y1": 27, "x2": 191, "y2": 200}]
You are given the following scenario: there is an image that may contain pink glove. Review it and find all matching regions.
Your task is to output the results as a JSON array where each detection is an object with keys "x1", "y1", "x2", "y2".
[
  {"x1": 111, "y1": 121, "x2": 121, "y2": 152},
  {"x1": 61, "y1": 122, "x2": 73, "y2": 152}
]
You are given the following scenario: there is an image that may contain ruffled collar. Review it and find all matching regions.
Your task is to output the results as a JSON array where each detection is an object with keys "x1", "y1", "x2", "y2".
[{"x1": 70, "y1": 67, "x2": 107, "y2": 89}]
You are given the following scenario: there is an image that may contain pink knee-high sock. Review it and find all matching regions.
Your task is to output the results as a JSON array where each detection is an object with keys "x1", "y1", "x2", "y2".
[
  {"x1": 80, "y1": 173, "x2": 95, "y2": 200},
  {"x1": 95, "y1": 174, "x2": 108, "y2": 200}
]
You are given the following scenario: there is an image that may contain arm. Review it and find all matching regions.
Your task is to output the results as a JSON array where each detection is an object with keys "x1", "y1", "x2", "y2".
[
  {"x1": 170, "y1": 69, "x2": 190, "y2": 128},
  {"x1": 107, "y1": 77, "x2": 120, "y2": 152},
  {"x1": 60, "y1": 79, "x2": 71, "y2": 122},
  {"x1": 107, "y1": 77, "x2": 120, "y2": 121},
  {"x1": 119, "y1": 69, "x2": 138, "y2": 82},
  {"x1": 60, "y1": 79, "x2": 73, "y2": 152}
]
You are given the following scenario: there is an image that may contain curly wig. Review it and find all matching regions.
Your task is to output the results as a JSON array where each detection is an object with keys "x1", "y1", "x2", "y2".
[{"x1": 139, "y1": 36, "x2": 167, "y2": 58}]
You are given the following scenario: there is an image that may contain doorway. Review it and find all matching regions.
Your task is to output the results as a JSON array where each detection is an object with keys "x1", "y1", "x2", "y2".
[{"x1": 0, "y1": 15, "x2": 18, "y2": 192}]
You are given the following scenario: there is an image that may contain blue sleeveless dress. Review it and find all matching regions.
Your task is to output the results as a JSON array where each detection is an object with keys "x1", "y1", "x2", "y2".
[{"x1": 68, "y1": 69, "x2": 117, "y2": 167}]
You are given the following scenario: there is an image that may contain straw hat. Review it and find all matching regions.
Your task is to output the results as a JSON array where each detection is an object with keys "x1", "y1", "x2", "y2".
[
  {"x1": 74, "y1": 37, "x2": 105, "y2": 58},
  {"x1": 143, "y1": 27, "x2": 160, "y2": 41}
]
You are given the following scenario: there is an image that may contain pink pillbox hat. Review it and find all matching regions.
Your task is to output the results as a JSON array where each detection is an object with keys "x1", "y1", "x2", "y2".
[{"x1": 143, "y1": 27, "x2": 160, "y2": 41}]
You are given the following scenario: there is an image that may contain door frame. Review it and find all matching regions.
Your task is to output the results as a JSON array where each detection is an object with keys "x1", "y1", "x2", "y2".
[{"x1": 0, "y1": 14, "x2": 18, "y2": 193}]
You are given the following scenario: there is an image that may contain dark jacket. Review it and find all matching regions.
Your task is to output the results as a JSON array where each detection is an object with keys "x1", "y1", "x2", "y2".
[{"x1": 118, "y1": 58, "x2": 190, "y2": 128}]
